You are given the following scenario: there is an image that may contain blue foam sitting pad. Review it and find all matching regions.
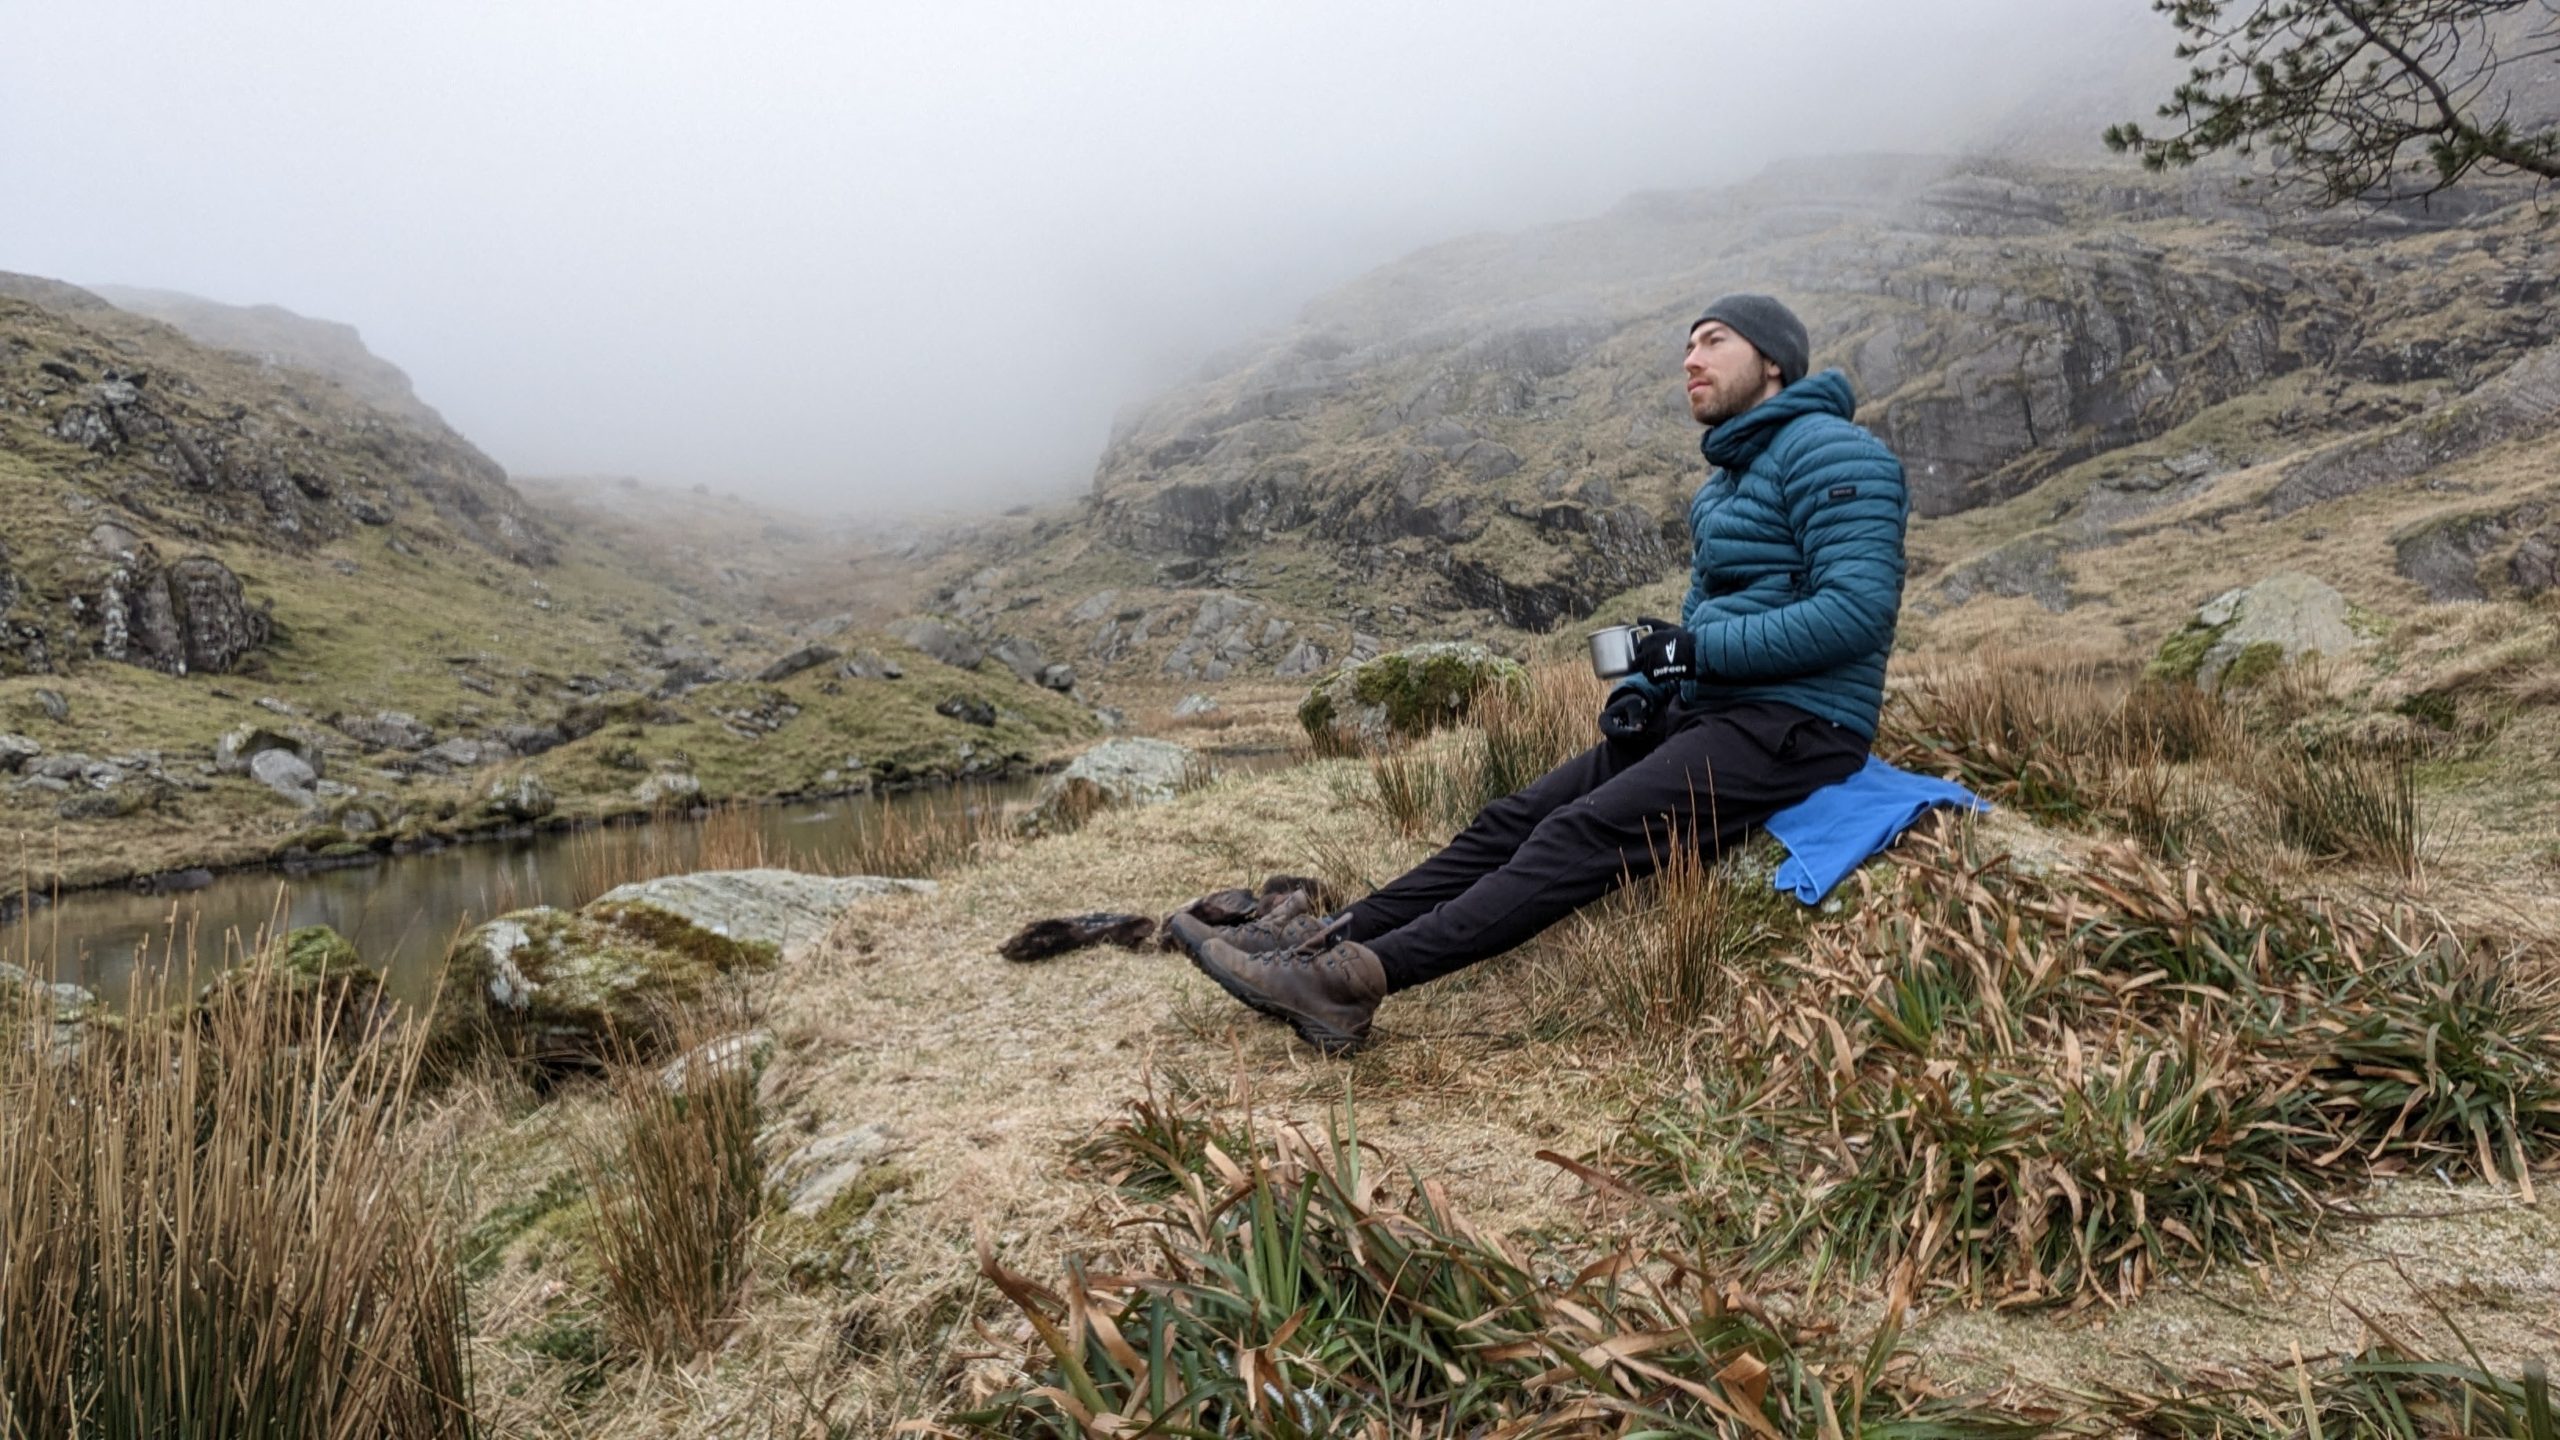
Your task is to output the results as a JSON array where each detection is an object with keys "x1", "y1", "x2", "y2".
[{"x1": 1764, "y1": 755, "x2": 1988, "y2": 904}]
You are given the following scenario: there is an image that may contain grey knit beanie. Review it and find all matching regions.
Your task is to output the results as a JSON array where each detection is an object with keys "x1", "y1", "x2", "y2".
[{"x1": 1689, "y1": 294, "x2": 1809, "y2": 388}]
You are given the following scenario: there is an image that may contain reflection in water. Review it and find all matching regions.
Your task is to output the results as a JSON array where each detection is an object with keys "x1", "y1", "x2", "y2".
[{"x1": 4, "y1": 777, "x2": 1046, "y2": 1009}]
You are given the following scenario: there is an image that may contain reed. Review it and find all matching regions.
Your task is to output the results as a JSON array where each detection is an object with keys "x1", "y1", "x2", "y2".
[
  {"x1": 1, "y1": 949, "x2": 475, "y2": 1438},
  {"x1": 582, "y1": 1013, "x2": 768, "y2": 1363}
]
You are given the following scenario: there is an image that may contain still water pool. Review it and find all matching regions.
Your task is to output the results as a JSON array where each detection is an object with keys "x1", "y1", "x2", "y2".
[{"x1": 4, "y1": 777, "x2": 1047, "y2": 1009}]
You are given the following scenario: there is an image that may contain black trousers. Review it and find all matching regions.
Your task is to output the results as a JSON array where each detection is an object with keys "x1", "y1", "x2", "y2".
[{"x1": 1341, "y1": 698, "x2": 1868, "y2": 992}]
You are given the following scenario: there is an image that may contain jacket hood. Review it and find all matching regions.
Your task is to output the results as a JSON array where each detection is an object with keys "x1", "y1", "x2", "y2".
[{"x1": 1701, "y1": 368, "x2": 1858, "y2": 470}]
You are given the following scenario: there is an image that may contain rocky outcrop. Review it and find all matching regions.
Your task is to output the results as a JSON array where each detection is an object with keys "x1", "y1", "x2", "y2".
[
  {"x1": 482, "y1": 772, "x2": 555, "y2": 822},
  {"x1": 96, "y1": 551, "x2": 272, "y2": 675},
  {"x1": 2390, "y1": 491, "x2": 2556, "y2": 603},
  {"x1": 333, "y1": 710, "x2": 434, "y2": 752},
  {"x1": 757, "y1": 644, "x2": 840, "y2": 682},
  {"x1": 216, "y1": 724, "x2": 322, "y2": 777},
  {"x1": 1932, "y1": 535, "x2": 2072, "y2": 613},
  {"x1": 2267, "y1": 345, "x2": 2560, "y2": 518},
  {"x1": 1297, "y1": 641, "x2": 1526, "y2": 751},
  {"x1": 886, "y1": 617, "x2": 984, "y2": 670},
  {"x1": 1064, "y1": 156, "x2": 2557, "y2": 643}
]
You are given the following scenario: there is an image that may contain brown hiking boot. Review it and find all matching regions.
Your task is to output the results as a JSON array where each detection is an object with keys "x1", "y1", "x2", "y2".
[
  {"x1": 1185, "y1": 932, "x2": 1386, "y2": 1055},
  {"x1": 1164, "y1": 889, "x2": 1326, "y2": 960}
]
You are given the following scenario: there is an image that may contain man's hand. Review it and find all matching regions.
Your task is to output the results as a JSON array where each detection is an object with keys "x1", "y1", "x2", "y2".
[
  {"x1": 1597, "y1": 687, "x2": 1657, "y2": 743},
  {"x1": 1631, "y1": 617, "x2": 1703, "y2": 685}
]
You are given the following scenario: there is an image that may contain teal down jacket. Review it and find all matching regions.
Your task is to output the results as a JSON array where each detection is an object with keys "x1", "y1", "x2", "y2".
[{"x1": 1624, "y1": 369, "x2": 1908, "y2": 738}]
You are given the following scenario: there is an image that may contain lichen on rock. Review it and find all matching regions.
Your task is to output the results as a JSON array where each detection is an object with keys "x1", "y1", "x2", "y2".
[{"x1": 1297, "y1": 641, "x2": 1526, "y2": 752}]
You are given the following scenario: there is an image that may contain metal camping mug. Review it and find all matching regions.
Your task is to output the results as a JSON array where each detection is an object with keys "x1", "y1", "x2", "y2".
[{"x1": 1587, "y1": 623, "x2": 1654, "y2": 680}]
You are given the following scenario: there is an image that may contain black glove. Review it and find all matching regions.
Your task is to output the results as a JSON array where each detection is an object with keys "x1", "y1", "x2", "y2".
[
  {"x1": 1597, "y1": 687, "x2": 1657, "y2": 743},
  {"x1": 1630, "y1": 616, "x2": 1702, "y2": 685}
]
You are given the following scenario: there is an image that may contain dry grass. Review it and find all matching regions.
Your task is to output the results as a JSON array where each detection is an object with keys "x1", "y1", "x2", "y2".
[
  {"x1": 1, "y1": 950, "x2": 473, "y2": 1438},
  {"x1": 582, "y1": 1013, "x2": 768, "y2": 1364}
]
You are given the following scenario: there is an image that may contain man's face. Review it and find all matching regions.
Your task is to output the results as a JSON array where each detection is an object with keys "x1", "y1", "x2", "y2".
[{"x1": 1683, "y1": 321, "x2": 1779, "y2": 426}]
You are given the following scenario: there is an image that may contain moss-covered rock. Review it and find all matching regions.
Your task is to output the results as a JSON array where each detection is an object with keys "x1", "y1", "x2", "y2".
[
  {"x1": 2147, "y1": 573, "x2": 2362, "y2": 693},
  {"x1": 436, "y1": 899, "x2": 780, "y2": 1069},
  {"x1": 188, "y1": 924, "x2": 389, "y2": 1035},
  {"x1": 1297, "y1": 641, "x2": 1527, "y2": 752}
]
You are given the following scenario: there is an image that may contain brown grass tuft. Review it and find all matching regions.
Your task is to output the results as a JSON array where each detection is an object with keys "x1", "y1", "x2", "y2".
[
  {"x1": 2, "y1": 952, "x2": 474, "y2": 1438},
  {"x1": 581, "y1": 1012, "x2": 768, "y2": 1364}
]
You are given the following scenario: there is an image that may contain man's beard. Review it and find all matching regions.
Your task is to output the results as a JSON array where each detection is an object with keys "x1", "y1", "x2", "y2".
[{"x1": 1691, "y1": 374, "x2": 1753, "y2": 425}]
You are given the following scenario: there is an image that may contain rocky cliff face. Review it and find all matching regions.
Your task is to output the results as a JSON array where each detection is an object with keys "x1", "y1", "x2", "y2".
[
  {"x1": 0, "y1": 276, "x2": 554, "y2": 676},
  {"x1": 1066, "y1": 155, "x2": 2555, "y2": 636}
]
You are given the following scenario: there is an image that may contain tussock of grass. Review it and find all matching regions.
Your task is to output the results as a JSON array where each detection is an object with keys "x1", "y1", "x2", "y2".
[
  {"x1": 2262, "y1": 737, "x2": 2425, "y2": 876},
  {"x1": 2120, "y1": 1344, "x2": 2556, "y2": 1439},
  {"x1": 1615, "y1": 829, "x2": 2560, "y2": 1308},
  {"x1": 1, "y1": 954, "x2": 474, "y2": 1438},
  {"x1": 581, "y1": 1012, "x2": 767, "y2": 1363},
  {"x1": 963, "y1": 1094, "x2": 2041, "y2": 1437}
]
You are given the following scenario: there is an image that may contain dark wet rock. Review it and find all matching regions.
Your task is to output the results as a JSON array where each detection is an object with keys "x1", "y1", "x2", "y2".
[
  {"x1": 757, "y1": 644, "x2": 840, "y2": 682},
  {"x1": 99, "y1": 552, "x2": 272, "y2": 675},
  {"x1": 651, "y1": 654, "x2": 728, "y2": 697},
  {"x1": 998, "y1": 912, "x2": 1158, "y2": 962},
  {"x1": 935, "y1": 696, "x2": 996, "y2": 727},
  {"x1": 496, "y1": 721, "x2": 565, "y2": 756}
]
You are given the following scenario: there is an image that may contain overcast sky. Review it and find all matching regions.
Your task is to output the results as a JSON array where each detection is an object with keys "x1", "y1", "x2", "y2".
[{"x1": 1, "y1": 0, "x2": 2154, "y2": 513}]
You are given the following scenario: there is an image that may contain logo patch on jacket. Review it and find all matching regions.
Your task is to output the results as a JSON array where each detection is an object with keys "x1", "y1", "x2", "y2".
[{"x1": 1828, "y1": 484, "x2": 1858, "y2": 501}]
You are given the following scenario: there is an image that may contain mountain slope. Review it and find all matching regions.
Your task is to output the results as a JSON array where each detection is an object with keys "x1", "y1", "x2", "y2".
[
  {"x1": 0, "y1": 278, "x2": 1090, "y2": 890},
  {"x1": 914, "y1": 156, "x2": 2551, "y2": 689}
]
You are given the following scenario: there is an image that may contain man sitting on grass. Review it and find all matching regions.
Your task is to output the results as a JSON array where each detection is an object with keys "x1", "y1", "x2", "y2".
[{"x1": 1171, "y1": 294, "x2": 1910, "y2": 1054}]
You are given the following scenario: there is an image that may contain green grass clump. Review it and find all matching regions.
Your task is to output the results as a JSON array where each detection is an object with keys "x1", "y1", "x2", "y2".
[
  {"x1": 1614, "y1": 833, "x2": 2560, "y2": 1307},
  {"x1": 962, "y1": 1097, "x2": 2040, "y2": 1438}
]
